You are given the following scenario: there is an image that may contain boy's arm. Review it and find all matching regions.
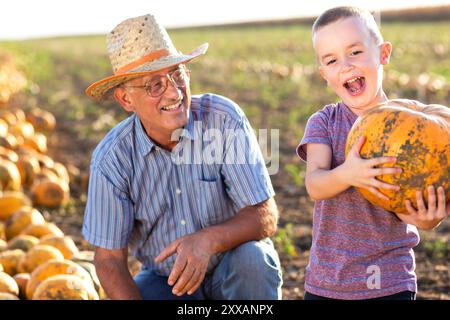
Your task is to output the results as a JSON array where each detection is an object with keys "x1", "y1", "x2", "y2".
[{"x1": 305, "y1": 137, "x2": 402, "y2": 201}]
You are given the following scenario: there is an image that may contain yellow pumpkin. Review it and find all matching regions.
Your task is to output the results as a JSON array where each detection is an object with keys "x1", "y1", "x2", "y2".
[
  {"x1": 13, "y1": 272, "x2": 30, "y2": 299},
  {"x1": 9, "y1": 121, "x2": 35, "y2": 140},
  {"x1": 0, "y1": 133, "x2": 19, "y2": 150},
  {"x1": 7, "y1": 235, "x2": 40, "y2": 252},
  {"x1": 50, "y1": 162, "x2": 70, "y2": 184},
  {"x1": 0, "y1": 249, "x2": 25, "y2": 275},
  {"x1": 16, "y1": 155, "x2": 40, "y2": 187},
  {"x1": 0, "y1": 239, "x2": 7, "y2": 252},
  {"x1": 0, "y1": 146, "x2": 19, "y2": 163},
  {"x1": 17, "y1": 244, "x2": 64, "y2": 273},
  {"x1": 25, "y1": 108, "x2": 56, "y2": 132},
  {"x1": 19, "y1": 222, "x2": 64, "y2": 239},
  {"x1": 0, "y1": 292, "x2": 19, "y2": 300},
  {"x1": 32, "y1": 274, "x2": 99, "y2": 300},
  {"x1": 39, "y1": 235, "x2": 79, "y2": 259},
  {"x1": 0, "y1": 271, "x2": 19, "y2": 296},
  {"x1": 5, "y1": 207, "x2": 45, "y2": 240},
  {"x1": 0, "y1": 222, "x2": 5, "y2": 240},
  {"x1": 346, "y1": 99, "x2": 450, "y2": 214},
  {"x1": 31, "y1": 179, "x2": 70, "y2": 208},
  {"x1": 0, "y1": 191, "x2": 31, "y2": 221},
  {"x1": 0, "y1": 119, "x2": 7, "y2": 137},
  {"x1": 26, "y1": 259, "x2": 93, "y2": 299},
  {"x1": 23, "y1": 133, "x2": 47, "y2": 154},
  {"x1": 0, "y1": 159, "x2": 21, "y2": 191}
]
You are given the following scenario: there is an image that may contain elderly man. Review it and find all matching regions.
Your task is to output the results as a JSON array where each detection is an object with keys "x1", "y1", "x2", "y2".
[{"x1": 82, "y1": 14, "x2": 282, "y2": 300}]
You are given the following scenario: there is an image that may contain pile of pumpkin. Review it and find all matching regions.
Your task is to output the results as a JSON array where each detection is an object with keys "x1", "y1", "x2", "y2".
[
  {"x1": 0, "y1": 206, "x2": 104, "y2": 300},
  {"x1": 0, "y1": 57, "x2": 101, "y2": 300},
  {"x1": 0, "y1": 106, "x2": 71, "y2": 208}
]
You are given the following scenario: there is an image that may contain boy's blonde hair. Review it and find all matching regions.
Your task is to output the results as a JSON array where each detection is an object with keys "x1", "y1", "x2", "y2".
[{"x1": 312, "y1": 6, "x2": 384, "y2": 45}]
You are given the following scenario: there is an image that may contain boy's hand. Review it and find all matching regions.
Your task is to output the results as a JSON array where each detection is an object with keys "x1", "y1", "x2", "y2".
[
  {"x1": 343, "y1": 136, "x2": 402, "y2": 200},
  {"x1": 397, "y1": 186, "x2": 448, "y2": 230}
]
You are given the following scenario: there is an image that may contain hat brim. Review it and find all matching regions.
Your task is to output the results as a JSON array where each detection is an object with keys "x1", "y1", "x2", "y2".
[{"x1": 85, "y1": 43, "x2": 208, "y2": 101}]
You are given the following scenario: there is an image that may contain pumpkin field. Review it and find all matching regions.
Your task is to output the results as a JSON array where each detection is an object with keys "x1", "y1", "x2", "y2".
[{"x1": 0, "y1": 14, "x2": 449, "y2": 299}]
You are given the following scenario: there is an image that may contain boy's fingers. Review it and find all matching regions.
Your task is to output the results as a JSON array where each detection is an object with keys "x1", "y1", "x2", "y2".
[
  {"x1": 368, "y1": 186, "x2": 389, "y2": 201},
  {"x1": 373, "y1": 167, "x2": 402, "y2": 176},
  {"x1": 405, "y1": 199, "x2": 417, "y2": 215},
  {"x1": 371, "y1": 179, "x2": 400, "y2": 191},
  {"x1": 415, "y1": 190, "x2": 426, "y2": 213},
  {"x1": 369, "y1": 156, "x2": 397, "y2": 168},
  {"x1": 351, "y1": 136, "x2": 366, "y2": 155},
  {"x1": 437, "y1": 186, "x2": 446, "y2": 208},
  {"x1": 426, "y1": 185, "x2": 436, "y2": 213}
]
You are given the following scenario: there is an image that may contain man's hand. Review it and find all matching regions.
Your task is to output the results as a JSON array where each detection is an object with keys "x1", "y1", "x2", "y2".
[
  {"x1": 154, "y1": 230, "x2": 215, "y2": 296},
  {"x1": 397, "y1": 185, "x2": 448, "y2": 230}
]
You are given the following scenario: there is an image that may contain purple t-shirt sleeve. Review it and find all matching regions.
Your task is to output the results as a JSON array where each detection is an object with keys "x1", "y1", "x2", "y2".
[{"x1": 296, "y1": 110, "x2": 331, "y2": 162}]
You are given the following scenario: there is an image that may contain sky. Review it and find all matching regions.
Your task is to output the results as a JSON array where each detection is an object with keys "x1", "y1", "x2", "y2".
[{"x1": 0, "y1": 0, "x2": 449, "y2": 40}]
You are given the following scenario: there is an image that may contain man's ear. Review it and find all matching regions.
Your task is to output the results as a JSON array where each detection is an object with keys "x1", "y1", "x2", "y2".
[
  {"x1": 380, "y1": 41, "x2": 392, "y2": 65},
  {"x1": 113, "y1": 87, "x2": 135, "y2": 112}
]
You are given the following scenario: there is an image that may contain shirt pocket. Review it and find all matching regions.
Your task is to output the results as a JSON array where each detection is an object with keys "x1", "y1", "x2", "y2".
[{"x1": 197, "y1": 178, "x2": 232, "y2": 228}]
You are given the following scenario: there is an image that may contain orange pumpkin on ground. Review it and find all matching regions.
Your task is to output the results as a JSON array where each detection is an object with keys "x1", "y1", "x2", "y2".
[
  {"x1": 0, "y1": 292, "x2": 19, "y2": 300},
  {"x1": 32, "y1": 274, "x2": 99, "y2": 300},
  {"x1": 7, "y1": 235, "x2": 40, "y2": 252},
  {"x1": 16, "y1": 155, "x2": 40, "y2": 187},
  {"x1": 0, "y1": 271, "x2": 19, "y2": 296},
  {"x1": 17, "y1": 244, "x2": 64, "y2": 273},
  {"x1": 5, "y1": 207, "x2": 45, "y2": 240},
  {"x1": 19, "y1": 222, "x2": 64, "y2": 239},
  {"x1": 0, "y1": 239, "x2": 6, "y2": 252},
  {"x1": 0, "y1": 159, "x2": 21, "y2": 191},
  {"x1": 26, "y1": 259, "x2": 93, "y2": 299},
  {"x1": 39, "y1": 235, "x2": 79, "y2": 259},
  {"x1": 13, "y1": 272, "x2": 30, "y2": 299},
  {"x1": 0, "y1": 249, "x2": 25, "y2": 275},
  {"x1": 345, "y1": 99, "x2": 450, "y2": 214},
  {"x1": 25, "y1": 108, "x2": 56, "y2": 132},
  {"x1": 31, "y1": 179, "x2": 70, "y2": 208},
  {"x1": 0, "y1": 223, "x2": 5, "y2": 240},
  {"x1": 0, "y1": 192, "x2": 32, "y2": 221}
]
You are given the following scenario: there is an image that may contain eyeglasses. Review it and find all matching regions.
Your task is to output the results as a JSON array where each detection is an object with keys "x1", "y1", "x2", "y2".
[{"x1": 123, "y1": 67, "x2": 190, "y2": 97}]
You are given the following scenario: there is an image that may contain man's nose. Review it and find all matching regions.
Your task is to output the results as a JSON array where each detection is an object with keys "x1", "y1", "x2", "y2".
[{"x1": 165, "y1": 77, "x2": 183, "y2": 100}]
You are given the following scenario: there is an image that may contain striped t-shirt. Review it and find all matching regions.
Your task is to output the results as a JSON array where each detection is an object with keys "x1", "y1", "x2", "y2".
[
  {"x1": 82, "y1": 93, "x2": 275, "y2": 276},
  {"x1": 297, "y1": 102, "x2": 420, "y2": 300}
]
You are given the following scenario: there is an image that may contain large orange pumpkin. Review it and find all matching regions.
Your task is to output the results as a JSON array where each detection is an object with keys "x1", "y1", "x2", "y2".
[
  {"x1": 345, "y1": 99, "x2": 450, "y2": 214},
  {"x1": 32, "y1": 274, "x2": 99, "y2": 300},
  {"x1": 26, "y1": 259, "x2": 93, "y2": 299}
]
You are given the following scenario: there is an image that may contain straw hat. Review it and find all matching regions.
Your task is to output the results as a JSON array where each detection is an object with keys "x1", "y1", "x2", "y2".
[{"x1": 85, "y1": 14, "x2": 208, "y2": 101}]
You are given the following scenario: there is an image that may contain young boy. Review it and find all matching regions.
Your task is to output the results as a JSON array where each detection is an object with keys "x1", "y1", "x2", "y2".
[{"x1": 297, "y1": 6, "x2": 449, "y2": 300}]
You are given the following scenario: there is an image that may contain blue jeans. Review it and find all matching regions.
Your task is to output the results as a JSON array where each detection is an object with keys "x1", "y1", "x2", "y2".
[{"x1": 134, "y1": 238, "x2": 283, "y2": 300}]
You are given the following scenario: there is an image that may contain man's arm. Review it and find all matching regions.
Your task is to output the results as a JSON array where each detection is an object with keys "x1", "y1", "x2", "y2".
[
  {"x1": 154, "y1": 197, "x2": 278, "y2": 296},
  {"x1": 94, "y1": 247, "x2": 142, "y2": 300}
]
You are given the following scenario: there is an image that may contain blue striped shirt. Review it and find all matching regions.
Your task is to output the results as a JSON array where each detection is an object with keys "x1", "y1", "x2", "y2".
[{"x1": 82, "y1": 93, "x2": 275, "y2": 276}]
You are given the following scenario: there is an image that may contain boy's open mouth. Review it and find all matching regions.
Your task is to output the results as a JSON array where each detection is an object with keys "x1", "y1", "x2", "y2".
[{"x1": 343, "y1": 76, "x2": 365, "y2": 96}]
